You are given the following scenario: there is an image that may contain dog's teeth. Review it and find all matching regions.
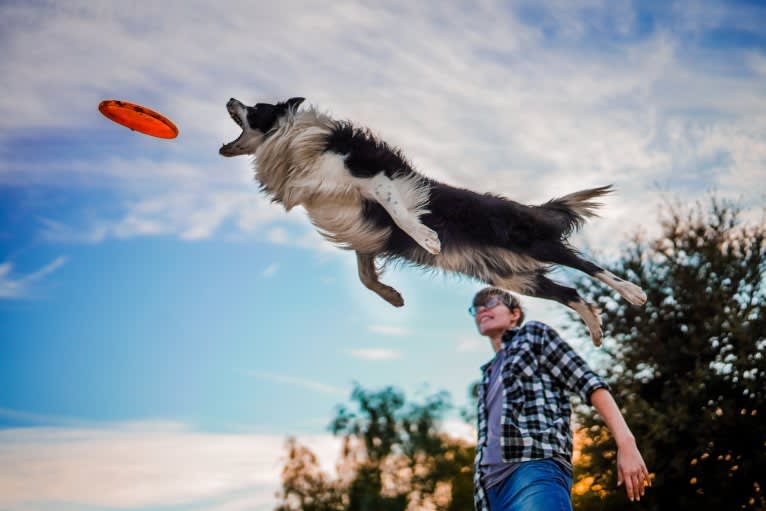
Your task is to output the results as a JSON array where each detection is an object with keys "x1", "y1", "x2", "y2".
[{"x1": 229, "y1": 111, "x2": 243, "y2": 128}]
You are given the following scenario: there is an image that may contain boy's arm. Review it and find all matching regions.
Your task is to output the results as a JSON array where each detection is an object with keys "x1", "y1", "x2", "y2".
[{"x1": 590, "y1": 387, "x2": 651, "y2": 502}]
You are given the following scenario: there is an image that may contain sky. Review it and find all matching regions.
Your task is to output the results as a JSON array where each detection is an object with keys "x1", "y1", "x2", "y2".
[{"x1": 1, "y1": 0, "x2": 765, "y2": 509}]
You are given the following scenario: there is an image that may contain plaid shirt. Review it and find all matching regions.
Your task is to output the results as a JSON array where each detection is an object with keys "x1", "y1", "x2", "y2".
[{"x1": 473, "y1": 321, "x2": 609, "y2": 511}]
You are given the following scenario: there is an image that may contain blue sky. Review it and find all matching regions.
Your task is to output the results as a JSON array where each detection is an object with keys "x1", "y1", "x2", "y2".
[{"x1": 1, "y1": 1, "x2": 765, "y2": 509}]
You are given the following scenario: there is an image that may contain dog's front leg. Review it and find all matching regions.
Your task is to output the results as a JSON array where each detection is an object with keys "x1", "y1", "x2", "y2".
[
  {"x1": 356, "y1": 252, "x2": 404, "y2": 307},
  {"x1": 364, "y1": 174, "x2": 441, "y2": 255}
]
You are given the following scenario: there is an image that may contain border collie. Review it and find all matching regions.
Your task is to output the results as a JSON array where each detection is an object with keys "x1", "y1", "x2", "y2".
[{"x1": 219, "y1": 97, "x2": 646, "y2": 346}]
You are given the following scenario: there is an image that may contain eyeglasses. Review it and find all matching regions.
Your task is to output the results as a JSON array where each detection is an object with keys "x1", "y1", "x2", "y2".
[{"x1": 468, "y1": 295, "x2": 508, "y2": 317}]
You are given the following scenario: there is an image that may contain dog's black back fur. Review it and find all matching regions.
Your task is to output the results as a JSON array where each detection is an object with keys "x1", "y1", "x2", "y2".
[
  {"x1": 325, "y1": 125, "x2": 568, "y2": 254},
  {"x1": 362, "y1": 182, "x2": 576, "y2": 258},
  {"x1": 324, "y1": 122, "x2": 416, "y2": 180}
]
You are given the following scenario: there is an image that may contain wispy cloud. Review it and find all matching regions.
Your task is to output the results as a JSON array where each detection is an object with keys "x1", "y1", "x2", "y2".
[
  {"x1": 348, "y1": 348, "x2": 403, "y2": 361},
  {"x1": 0, "y1": 257, "x2": 67, "y2": 299},
  {"x1": 0, "y1": 420, "x2": 342, "y2": 511},
  {"x1": 38, "y1": 191, "x2": 308, "y2": 245},
  {"x1": 1, "y1": 1, "x2": 763, "y2": 249},
  {"x1": 368, "y1": 324, "x2": 411, "y2": 337},
  {"x1": 262, "y1": 263, "x2": 279, "y2": 278},
  {"x1": 0, "y1": 407, "x2": 88, "y2": 428},
  {"x1": 245, "y1": 370, "x2": 345, "y2": 396}
]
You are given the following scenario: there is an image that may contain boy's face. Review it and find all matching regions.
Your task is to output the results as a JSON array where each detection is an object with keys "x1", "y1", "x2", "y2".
[{"x1": 473, "y1": 295, "x2": 520, "y2": 336}]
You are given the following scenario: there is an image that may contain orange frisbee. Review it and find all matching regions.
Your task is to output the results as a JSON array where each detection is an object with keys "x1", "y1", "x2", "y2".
[{"x1": 98, "y1": 100, "x2": 179, "y2": 139}]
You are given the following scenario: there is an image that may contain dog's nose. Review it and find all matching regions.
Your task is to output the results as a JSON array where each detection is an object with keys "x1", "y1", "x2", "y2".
[{"x1": 227, "y1": 98, "x2": 244, "y2": 110}]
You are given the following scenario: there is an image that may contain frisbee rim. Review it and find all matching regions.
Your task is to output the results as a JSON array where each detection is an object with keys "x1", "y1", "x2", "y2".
[{"x1": 98, "y1": 99, "x2": 179, "y2": 139}]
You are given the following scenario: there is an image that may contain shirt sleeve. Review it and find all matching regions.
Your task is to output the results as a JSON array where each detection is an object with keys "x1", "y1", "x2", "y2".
[{"x1": 536, "y1": 322, "x2": 609, "y2": 405}]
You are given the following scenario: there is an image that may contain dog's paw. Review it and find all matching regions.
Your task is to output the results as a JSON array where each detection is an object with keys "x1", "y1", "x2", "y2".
[
  {"x1": 597, "y1": 271, "x2": 647, "y2": 306},
  {"x1": 589, "y1": 324, "x2": 603, "y2": 347},
  {"x1": 414, "y1": 225, "x2": 441, "y2": 255},
  {"x1": 589, "y1": 306, "x2": 603, "y2": 347},
  {"x1": 620, "y1": 282, "x2": 647, "y2": 306},
  {"x1": 379, "y1": 285, "x2": 404, "y2": 307},
  {"x1": 570, "y1": 300, "x2": 603, "y2": 347}
]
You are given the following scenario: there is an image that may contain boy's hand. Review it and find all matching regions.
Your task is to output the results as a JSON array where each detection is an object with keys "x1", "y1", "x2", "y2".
[{"x1": 616, "y1": 437, "x2": 651, "y2": 502}]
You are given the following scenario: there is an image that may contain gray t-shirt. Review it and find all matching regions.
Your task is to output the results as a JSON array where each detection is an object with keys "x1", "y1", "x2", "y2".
[
  {"x1": 481, "y1": 350, "x2": 573, "y2": 489},
  {"x1": 481, "y1": 350, "x2": 520, "y2": 488}
]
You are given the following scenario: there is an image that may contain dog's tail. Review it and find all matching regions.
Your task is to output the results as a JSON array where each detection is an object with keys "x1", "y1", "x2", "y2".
[{"x1": 538, "y1": 185, "x2": 613, "y2": 237}]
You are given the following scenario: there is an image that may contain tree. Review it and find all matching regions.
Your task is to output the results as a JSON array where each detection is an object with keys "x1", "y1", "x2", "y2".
[
  {"x1": 275, "y1": 384, "x2": 475, "y2": 511},
  {"x1": 571, "y1": 198, "x2": 766, "y2": 511},
  {"x1": 275, "y1": 438, "x2": 346, "y2": 511}
]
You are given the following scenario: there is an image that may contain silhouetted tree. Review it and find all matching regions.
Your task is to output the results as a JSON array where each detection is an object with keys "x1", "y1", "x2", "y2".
[
  {"x1": 275, "y1": 384, "x2": 475, "y2": 511},
  {"x1": 276, "y1": 438, "x2": 346, "y2": 511},
  {"x1": 572, "y1": 197, "x2": 766, "y2": 511}
]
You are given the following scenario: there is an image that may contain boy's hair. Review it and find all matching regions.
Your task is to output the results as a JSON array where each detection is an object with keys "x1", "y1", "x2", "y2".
[{"x1": 472, "y1": 287, "x2": 525, "y2": 326}]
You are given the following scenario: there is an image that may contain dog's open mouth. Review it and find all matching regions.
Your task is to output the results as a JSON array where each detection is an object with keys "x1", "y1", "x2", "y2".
[
  {"x1": 229, "y1": 108, "x2": 244, "y2": 129},
  {"x1": 219, "y1": 99, "x2": 246, "y2": 156}
]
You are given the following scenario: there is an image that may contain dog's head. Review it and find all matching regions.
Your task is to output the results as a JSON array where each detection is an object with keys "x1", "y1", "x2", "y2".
[{"x1": 219, "y1": 97, "x2": 305, "y2": 157}]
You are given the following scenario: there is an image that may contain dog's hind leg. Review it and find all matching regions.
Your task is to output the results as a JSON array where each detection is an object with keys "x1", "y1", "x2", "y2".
[
  {"x1": 528, "y1": 242, "x2": 647, "y2": 306},
  {"x1": 537, "y1": 275, "x2": 603, "y2": 346},
  {"x1": 363, "y1": 174, "x2": 441, "y2": 255},
  {"x1": 497, "y1": 272, "x2": 604, "y2": 346},
  {"x1": 356, "y1": 252, "x2": 404, "y2": 307},
  {"x1": 592, "y1": 268, "x2": 646, "y2": 305}
]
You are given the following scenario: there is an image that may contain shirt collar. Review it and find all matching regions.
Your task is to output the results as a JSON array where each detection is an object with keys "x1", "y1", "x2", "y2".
[
  {"x1": 480, "y1": 327, "x2": 521, "y2": 372},
  {"x1": 501, "y1": 326, "x2": 520, "y2": 348}
]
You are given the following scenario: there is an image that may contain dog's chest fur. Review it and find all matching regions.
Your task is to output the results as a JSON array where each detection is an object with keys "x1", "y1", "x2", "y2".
[{"x1": 253, "y1": 113, "x2": 392, "y2": 252}]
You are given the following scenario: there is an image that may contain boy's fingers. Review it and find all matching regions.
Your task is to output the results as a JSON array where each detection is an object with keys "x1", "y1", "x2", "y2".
[
  {"x1": 633, "y1": 474, "x2": 643, "y2": 499},
  {"x1": 644, "y1": 467, "x2": 652, "y2": 486},
  {"x1": 624, "y1": 476, "x2": 635, "y2": 501}
]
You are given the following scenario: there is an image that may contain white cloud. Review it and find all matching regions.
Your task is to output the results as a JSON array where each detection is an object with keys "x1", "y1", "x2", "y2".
[
  {"x1": 0, "y1": 257, "x2": 67, "y2": 299},
  {"x1": 262, "y1": 263, "x2": 279, "y2": 278},
  {"x1": 348, "y1": 348, "x2": 403, "y2": 361},
  {"x1": 368, "y1": 324, "x2": 411, "y2": 337},
  {"x1": 0, "y1": 0, "x2": 763, "y2": 254},
  {"x1": 0, "y1": 421, "x2": 342, "y2": 511},
  {"x1": 265, "y1": 227, "x2": 290, "y2": 245},
  {"x1": 0, "y1": 407, "x2": 85, "y2": 428},
  {"x1": 245, "y1": 370, "x2": 346, "y2": 396},
  {"x1": 39, "y1": 190, "x2": 313, "y2": 247}
]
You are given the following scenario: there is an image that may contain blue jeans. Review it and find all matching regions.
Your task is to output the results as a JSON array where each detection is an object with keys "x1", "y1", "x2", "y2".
[{"x1": 487, "y1": 458, "x2": 573, "y2": 511}]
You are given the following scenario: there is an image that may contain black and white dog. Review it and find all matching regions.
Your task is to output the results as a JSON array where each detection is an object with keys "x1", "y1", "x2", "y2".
[{"x1": 219, "y1": 97, "x2": 646, "y2": 346}]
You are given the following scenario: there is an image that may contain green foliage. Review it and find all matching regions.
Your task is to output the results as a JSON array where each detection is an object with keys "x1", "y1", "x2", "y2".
[
  {"x1": 572, "y1": 198, "x2": 766, "y2": 511},
  {"x1": 275, "y1": 384, "x2": 475, "y2": 511}
]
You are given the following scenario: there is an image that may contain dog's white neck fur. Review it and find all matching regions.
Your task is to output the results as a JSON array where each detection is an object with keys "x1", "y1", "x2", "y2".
[{"x1": 254, "y1": 108, "x2": 339, "y2": 209}]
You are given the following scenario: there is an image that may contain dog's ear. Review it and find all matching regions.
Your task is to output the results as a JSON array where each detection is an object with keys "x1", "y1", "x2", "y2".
[{"x1": 285, "y1": 97, "x2": 305, "y2": 111}]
